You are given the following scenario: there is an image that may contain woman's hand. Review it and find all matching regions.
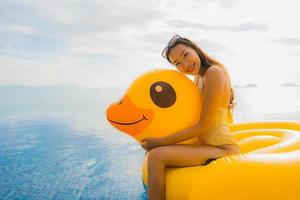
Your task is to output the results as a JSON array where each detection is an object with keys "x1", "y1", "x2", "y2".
[{"x1": 141, "y1": 137, "x2": 165, "y2": 151}]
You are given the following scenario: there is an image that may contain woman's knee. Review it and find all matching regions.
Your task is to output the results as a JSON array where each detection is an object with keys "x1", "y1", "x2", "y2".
[{"x1": 148, "y1": 147, "x2": 163, "y2": 162}]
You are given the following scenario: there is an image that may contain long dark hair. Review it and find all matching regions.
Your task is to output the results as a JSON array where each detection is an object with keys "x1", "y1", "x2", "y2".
[{"x1": 162, "y1": 36, "x2": 236, "y2": 110}]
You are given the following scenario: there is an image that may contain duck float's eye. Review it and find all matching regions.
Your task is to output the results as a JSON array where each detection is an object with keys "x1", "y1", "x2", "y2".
[{"x1": 150, "y1": 81, "x2": 176, "y2": 108}]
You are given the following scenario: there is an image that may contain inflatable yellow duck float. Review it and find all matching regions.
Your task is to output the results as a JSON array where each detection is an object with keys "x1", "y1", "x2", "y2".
[{"x1": 106, "y1": 69, "x2": 300, "y2": 200}]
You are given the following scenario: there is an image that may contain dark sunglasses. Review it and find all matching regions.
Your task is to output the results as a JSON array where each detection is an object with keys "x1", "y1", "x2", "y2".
[{"x1": 161, "y1": 34, "x2": 189, "y2": 60}]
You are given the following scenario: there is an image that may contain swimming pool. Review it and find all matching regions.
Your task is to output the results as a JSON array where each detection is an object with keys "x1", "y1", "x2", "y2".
[{"x1": 0, "y1": 86, "x2": 147, "y2": 200}]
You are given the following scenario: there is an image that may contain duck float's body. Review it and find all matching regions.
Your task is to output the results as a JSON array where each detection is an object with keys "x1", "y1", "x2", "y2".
[
  {"x1": 106, "y1": 69, "x2": 300, "y2": 200},
  {"x1": 142, "y1": 121, "x2": 300, "y2": 200}
]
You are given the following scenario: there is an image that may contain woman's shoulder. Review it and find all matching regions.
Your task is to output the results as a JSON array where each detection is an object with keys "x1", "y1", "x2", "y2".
[
  {"x1": 205, "y1": 65, "x2": 227, "y2": 82},
  {"x1": 207, "y1": 65, "x2": 225, "y2": 75}
]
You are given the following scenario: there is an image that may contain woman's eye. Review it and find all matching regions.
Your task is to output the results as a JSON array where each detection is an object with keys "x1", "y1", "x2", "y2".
[{"x1": 184, "y1": 52, "x2": 188, "y2": 57}]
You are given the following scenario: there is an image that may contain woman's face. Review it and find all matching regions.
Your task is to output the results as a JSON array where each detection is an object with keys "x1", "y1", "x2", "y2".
[{"x1": 168, "y1": 43, "x2": 201, "y2": 75}]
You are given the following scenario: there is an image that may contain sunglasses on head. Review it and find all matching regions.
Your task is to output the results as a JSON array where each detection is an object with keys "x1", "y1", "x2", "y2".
[{"x1": 161, "y1": 34, "x2": 190, "y2": 59}]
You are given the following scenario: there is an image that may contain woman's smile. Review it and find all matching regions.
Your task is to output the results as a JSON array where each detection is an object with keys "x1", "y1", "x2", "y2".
[{"x1": 186, "y1": 63, "x2": 196, "y2": 73}]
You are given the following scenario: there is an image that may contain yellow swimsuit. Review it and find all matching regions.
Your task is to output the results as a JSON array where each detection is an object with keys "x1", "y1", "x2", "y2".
[
  {"x1": 203, "y1": 107, "x2": 239, "y2": 147},
  {"x1": 195, "y1": 74, "x2": 239, "y2": 148}
]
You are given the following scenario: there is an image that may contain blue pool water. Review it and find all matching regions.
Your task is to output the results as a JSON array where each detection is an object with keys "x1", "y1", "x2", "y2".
[
  {"x1": 1, "y1": 86, "x2": 299, "y2": 199},
  {"x1": 0, "y1": 86, "x2": 147, "y2": 200}
]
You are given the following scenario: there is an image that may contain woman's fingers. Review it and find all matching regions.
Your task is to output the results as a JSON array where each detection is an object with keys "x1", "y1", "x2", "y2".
[
  {"x1": 141, "y1": 141, "x2": 152, "y2": 151},
  {"x1": 141, "y1": 141, "x2": 148, "y2": 150}
]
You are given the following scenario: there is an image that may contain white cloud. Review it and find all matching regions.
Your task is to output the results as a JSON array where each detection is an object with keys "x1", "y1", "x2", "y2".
[
  {"x1": 0, "y1": 25, "x2": 38, "y2": 35},
  {"x1": 0, "y1": 0, "x2": 299, "y2": 87}
]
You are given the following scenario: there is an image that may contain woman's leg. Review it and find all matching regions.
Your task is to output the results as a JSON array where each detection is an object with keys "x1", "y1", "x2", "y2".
[{"x1": 147, "y1": 144, "x2": 236, "y2": 200}]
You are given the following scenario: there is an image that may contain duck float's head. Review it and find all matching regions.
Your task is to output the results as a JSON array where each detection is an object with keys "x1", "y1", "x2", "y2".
[{"x1": 106, "y1": 69, "x2": 202, "y2": 143}]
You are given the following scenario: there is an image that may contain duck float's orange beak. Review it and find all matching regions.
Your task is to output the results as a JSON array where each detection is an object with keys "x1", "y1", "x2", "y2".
[{"x1": 106, "y1": 94, "x2": 154, "y2": 137}]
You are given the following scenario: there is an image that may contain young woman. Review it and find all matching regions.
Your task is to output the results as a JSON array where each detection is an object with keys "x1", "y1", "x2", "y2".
[{"x1": 141, "y1": 35, "x2": 240, "y2": 200}]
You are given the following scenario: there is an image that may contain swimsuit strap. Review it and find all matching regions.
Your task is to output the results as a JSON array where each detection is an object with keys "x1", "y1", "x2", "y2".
[{"x1": 195, "y1": 75, "x2": 204, "y2": 91}]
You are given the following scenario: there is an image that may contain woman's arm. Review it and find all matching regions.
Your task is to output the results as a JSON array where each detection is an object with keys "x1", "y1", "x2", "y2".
[
  {"x1": 159, "y1": 123, "x2": 208, "y2": 145},
  {"x1": 161, "y1": 66, "x2": 226, "y2": 145}
]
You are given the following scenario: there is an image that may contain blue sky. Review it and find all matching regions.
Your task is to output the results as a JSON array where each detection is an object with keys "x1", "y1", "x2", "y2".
[{"x1": 1, "y1": 0, "x2": 300, "y2": 87}]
